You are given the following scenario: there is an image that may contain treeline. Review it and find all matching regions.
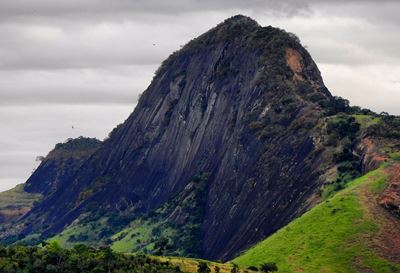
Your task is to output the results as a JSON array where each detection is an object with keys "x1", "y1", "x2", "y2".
[{"x1": 0, "y1": 242, "x2": 181, "y2": 273}]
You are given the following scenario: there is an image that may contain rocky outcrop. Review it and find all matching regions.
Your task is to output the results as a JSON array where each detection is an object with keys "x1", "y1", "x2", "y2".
[
  {"x1": 356, "y1": 138, "x2": 389, "y2": 174},
  {"x1": 2, "y1": 15, "x2": 365, "y2": 260},
  {"x1": 24, "y1": 137, "x2": 101, "y2": 196},
  {"x1": 379, "y1": 164, "x2": 400, "y2": 217}
]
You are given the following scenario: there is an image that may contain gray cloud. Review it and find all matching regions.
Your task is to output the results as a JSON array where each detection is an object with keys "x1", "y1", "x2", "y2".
[
  {"x1": 0, "y1": 0, "x2": 397, "y2": 22},
  {"x1": 0, "y1": 21, "x2": 179, "y2": 70},
  {"x1": 0, "y1": 65, "x2": 155, "y2": 105},
  {"x1": 0, "y1": 104, "x2": 133, "y2": 188},
  {"x1": 0, "y1": 1, "x2": 398, "y2": 72}
]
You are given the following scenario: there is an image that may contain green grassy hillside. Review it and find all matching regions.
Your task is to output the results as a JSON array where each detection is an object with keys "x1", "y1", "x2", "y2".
[
  {"x1": 233, "y1": 165, "x2": 400, "y2": 273},
  {"x1": 0, "y1": 184, "x2": 41, "y2": 209}
]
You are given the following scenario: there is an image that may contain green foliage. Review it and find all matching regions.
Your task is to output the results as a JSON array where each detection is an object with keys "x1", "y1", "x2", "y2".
[
  {"x1": 154, "y1": 237, "x2": 172, "y2": 256},
  {"x1": 323, "y1": 96, "x2": 351, "y2": 116},
  {"x1": 369, "y1": 176, "x2": 388, "y2": 194},
  {"x1": 154, "y1": 16, "x2": 258, "y2": 79},
  {"x1": 197, "y1": 262, "x2": 211, "y2": 273},
  {"x1": 54, "y1": 136, "x2": 101, "y2": 151},
  {"x1": 390, "y1": 152, "x2": 400, "y2": 161},
  {"x1": 320, "y1": 96, "x2": 376, "y2": 117},
  {"x1": 49, "y1": 214, "x2": 133, "y2": 249},
  {"x1": 367, "y1": 113, "x2": 400, "y2": 138},
  {"x1": 0, "y1": 244, "x2": 181, "y2": 273},
  {"x1": 234, "y1": 168, "x2": 399, "y2": 273},
  {"x1": 352, "y1": 114, "x2": 380, "y2": 129},
  {"x1": 322, "y1": 114, "x2": 362, "y2": 197},
  {"x1": 326, "y1": 114, "x2": 360, "y2": 140},
  {"x1": 231, "y1": 264, "x2": 239, "y2": 273},
  {"x1": 112, "y1": 173, "x2": 209, "y2": 257},
  {"x1": 260, "y1": 263, "x2": 278, "y2": 273}
]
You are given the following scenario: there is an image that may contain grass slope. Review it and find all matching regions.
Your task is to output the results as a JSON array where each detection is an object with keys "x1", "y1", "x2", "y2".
[
  {"x1": 353, "y1": 114, "x2": 380, "y2": 129},
  {"x1": 233, "y1": 166, "x2": 400, "y2": 273},
  {"x1": 0, "y1": 184, "x2": 41, "y2": 209},
  {"x1": 111, "y1": 218, "x2": 181, "y2": 255},
  {"x1": 49, "y1": 217, "x2": 111, "y2": 248}
]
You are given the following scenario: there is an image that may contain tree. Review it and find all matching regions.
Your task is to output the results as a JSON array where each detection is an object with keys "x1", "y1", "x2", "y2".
[
  {"x1": 260, "y1": 262, "x2": 278, "y2": 273},
  {"x1": 154, "y1": 237, "x2": 170, "y2": 255},
  {"x1": 197, "y1": 262, "x2": 211, "y2": 273},
  {"x1": 214, "y1": 265, "x2": 221, "y2": 273},
  {"x1": 325, "y1": 96, "x2": 351, "y2": 115},
  {"x1": 231, "y1": 263, "x2": 239, "y2": 273},
  {"x1": 35, "y1": 156, "x2": 45, "y2": 162}
]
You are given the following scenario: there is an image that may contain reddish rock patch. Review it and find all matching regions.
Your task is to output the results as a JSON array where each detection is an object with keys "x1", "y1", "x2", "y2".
[
  {"x1": 0, "y1": 206, "x2": 30, "y2": 216},
  {"x1": 358, "y1": 164, "x2": 400, "y2": 263},
  {"x1": 0, "y1": 206, "x2": 31, "y2": 222},
  {"x1": 378, "y1": 164, "x2": 400, "y2": 218},
  {"x1": 357, "y1": 138, "x2": 389, "y2": 173},
  {"x1": 285, "y1": 48, "x2": 304, "y2": 81}
]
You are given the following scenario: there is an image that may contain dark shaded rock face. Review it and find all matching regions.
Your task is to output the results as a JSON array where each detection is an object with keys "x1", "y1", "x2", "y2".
[
  {"x1": 17, "y1": 16, "x2": 338, "y2": 260},
  {"x1": 25, "y1": 137, "x2": 102, "y2": 196}
]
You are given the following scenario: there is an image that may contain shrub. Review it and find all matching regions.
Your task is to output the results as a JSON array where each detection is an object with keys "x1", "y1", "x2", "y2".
[
  {"x1": 197, "y1": 262, "x2": 211, "y2": 273},
  {"x1": 0, "y1": 245, "x2": 182, "y2": 273},
  {"x1": 231, "y1": 264, "x2": 239, "y2": 273},
  {"x1": 260, "y1": 262, "x2": 278, "y2": 272}
]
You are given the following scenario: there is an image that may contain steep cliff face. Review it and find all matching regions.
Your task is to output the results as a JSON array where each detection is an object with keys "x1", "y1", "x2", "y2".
[
  {"x1": 6, "y1": 15, "x2": 395, "y2": 260},
  {"x1": 25, "y1": 137, "x2": 102, "y2": 196},
  {"x1": 0, "y1": 137, "x2": 100, "y2": 242},
  {"x1": 19, "y1": 16, "x2": 336, "y2": 260}
]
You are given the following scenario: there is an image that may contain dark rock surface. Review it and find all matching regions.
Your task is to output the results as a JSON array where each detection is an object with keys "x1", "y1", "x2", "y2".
[
  {"x1": 8, "y1": 15, "x2": 347, "y2": 260},
  {"x1": 24, "y1": 137, "x2": 102, "y2": 196}
]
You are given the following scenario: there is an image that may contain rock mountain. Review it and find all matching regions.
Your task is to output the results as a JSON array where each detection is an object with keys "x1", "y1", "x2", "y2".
[{"x1": 1, "y1": 15, "x2": 400, "y2": 262}]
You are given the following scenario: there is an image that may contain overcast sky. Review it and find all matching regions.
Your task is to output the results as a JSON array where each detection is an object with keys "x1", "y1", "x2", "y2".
[{"x1": 0, "y1": 0, "x2": 399, "y2": 191}]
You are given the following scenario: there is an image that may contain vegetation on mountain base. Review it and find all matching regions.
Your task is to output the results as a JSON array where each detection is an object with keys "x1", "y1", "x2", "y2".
[
  {"x1": 111, "y1": 173, "x2": 209, "y2": 257},
  {"x1": 48, "y1": 174, "x2": 209, "y2": 258},
  {"x1": 0, "y1": 242, "x2": 181, "y2": 273}
]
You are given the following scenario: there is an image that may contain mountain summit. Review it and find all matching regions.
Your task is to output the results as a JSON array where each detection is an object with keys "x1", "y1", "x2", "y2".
[{"x1": 1, "y1": 16, "x2": 399, "y2": 263}]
